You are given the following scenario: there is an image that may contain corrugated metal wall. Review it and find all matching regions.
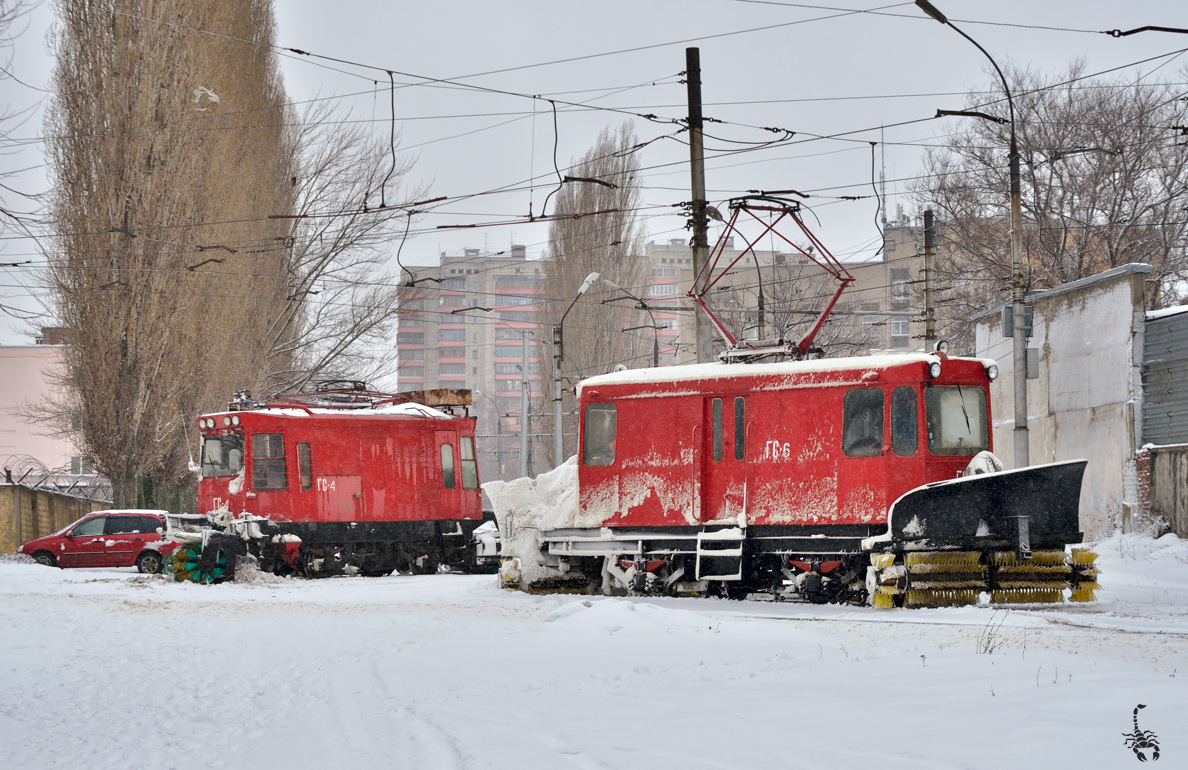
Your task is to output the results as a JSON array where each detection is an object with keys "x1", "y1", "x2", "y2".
[{"x1": 1142, "y1": 311, "x2": 1188, "y2": 445}]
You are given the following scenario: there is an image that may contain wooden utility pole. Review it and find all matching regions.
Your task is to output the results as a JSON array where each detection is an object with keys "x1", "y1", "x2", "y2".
[
  {"x1": 686, "y1": 47, "x2": 713, "y2": 363},
  {"x1": 923, "y1": 208, "x2": 936, "y2": 343}
]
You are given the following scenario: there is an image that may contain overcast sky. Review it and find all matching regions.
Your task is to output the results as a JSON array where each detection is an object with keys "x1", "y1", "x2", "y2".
[{"x1": 2, "y1": 0, "x2": 1185, "y2": 343}]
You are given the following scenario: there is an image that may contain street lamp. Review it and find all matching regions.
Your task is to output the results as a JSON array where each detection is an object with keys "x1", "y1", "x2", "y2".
[
  {"x1": 552, "y1": 271, "x2": 600, "y2": 468},
  {"x1": 916, "y1": 0, "x2": 1030, "y2": 468},
  {"x1": 602, "y1": 277, "x2": 661, "y2": 368}
]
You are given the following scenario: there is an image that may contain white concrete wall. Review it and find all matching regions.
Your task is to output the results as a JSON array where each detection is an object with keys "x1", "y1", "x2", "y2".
[
  {"x1": 0, "y1": 346, "x2": 78, "y2": 472},
  {"x1": 975, "y1": 268, "x2": 1148, "y2": 539}
]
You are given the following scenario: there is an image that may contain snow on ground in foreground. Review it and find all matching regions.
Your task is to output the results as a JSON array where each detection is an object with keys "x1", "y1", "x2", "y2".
[{"x1": 2, "y1": 535, "x2": 1187, "y2": 770}]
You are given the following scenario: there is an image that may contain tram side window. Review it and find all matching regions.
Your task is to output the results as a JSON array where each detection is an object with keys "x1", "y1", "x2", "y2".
[
  {"x1": 891, "y1": 387, "x2": 918, "y2": 457},
  {"x1": 460, "y1": 436, "x2": 479, "y2": 489},
  {"x1": 298, "y1": 442, "x2": 312, "y2": 490},
  {"x1": 843, "y1": 389, "x2": 884, "y2": 457},
  {"x1": 734, "y1": 397, "x2": 745, "y2": 460},
  {"x1": 441, "y1": 443, "x2": 456, "y2": 489},
  {"x1": 251, "y1": 433, "x2": 287, "y2": 489},
  {"x1": 582, "y1": 403, "x2": 617, "y2": 466}
]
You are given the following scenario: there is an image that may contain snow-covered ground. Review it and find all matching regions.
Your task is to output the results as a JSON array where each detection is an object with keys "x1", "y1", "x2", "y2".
[{"x1": 2, "y1": 534, "x2": 1186, "y2": 769}]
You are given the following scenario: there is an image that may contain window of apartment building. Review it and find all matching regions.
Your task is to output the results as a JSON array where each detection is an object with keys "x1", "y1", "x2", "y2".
[
  {"x1": 440, "y1": 363, "x2": 467, "y2": 375},
  {"x1": 439, "y1": 295, "x2": 467, "y2": 307},
  {"x1": 651, "y1": 266, "x2": 678, "y2": 279},
  {"x1": 498, "y1": 311, "x2": 535, "y2": 322},
  {"x1": 396, "y1": 332, "x2": 424, "y2": 344},
  {"x1": 400, "y1": 299, "x2": 423, "y2": 310},
  {"x1": 400, "y1": 317, "x2": 423, "y2": 328},
  {"x1": 494, "y1": 275, "x2": 542, "y2": 289},
  {"x1": 442, "y1": 277, "x2": 466, "y2": 290},
  {"x1": 892, "y1": 269, "x2": 911, "y2": 300},
  {"x1": 472, "y1": 367, "x2": 478, "y2": 375},
  {"x1": 859, "y1": 303, "x2": 880, "y2": 327},
  {"x1": 439, "y1": 347, "x2": 465, "y2": 359},
  {"x1": 497, "y1": 295, "x2": 535, "y2": 306},
  {"x1": 495, "y1": 362, "x2": 540, "y2": 374},
  {"x1": 439, "y1": 330, "x2": 466, "y2": 341},
  {"x1": 891, "y1": 316, "x2": 910, "y2": 337},
  {"x1": 69, "y1": 455, "x2": 95, "y2": 475},
  {"x1": 495, "y1": 345, "x2": 529, "y2": 358},
  {"x1": 649, "y1": 284, "x2": 678, "y2": 297},
  {"x1": 472, "y1": 350, "x2": 478, "y2": 359},
  {"x1": 496, "y1": 329, "x2": 527, "y2": 340},
  {"x1": 656, "y1": 318, "x2": 677, "y2": 330},
  {"x1": 400, "y1": 366, "x2": 424, "y2": 379},
  {"x1": 399, "y1": 349, "x2": 424, "y2": 362}
]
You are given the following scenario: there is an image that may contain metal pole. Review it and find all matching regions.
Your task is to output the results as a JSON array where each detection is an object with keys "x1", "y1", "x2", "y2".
[
  {"x1": 686, "y1": 47, "x2": 713, "y2": 363},
  {"x1": 923, "y1": 208, "x2": 936, "y2": 342},
  {"x1": 520, "y1": 333, "x2": 530, "y2": 478},
  {"x1": 1009, "y1": 140, "x2": 1029, "y2": 468},
  {"x1": 552, "y1": 324, "x2": 563, "y2": 466}
]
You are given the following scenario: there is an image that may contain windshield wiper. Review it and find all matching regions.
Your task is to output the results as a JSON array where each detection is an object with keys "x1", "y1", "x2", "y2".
[{"x1": 956, "y1": 384, "x2": 971, "y2": 433}]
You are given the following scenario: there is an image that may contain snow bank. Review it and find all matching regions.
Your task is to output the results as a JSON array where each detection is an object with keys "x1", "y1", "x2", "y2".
[{"x1": 482, "y1": 457, "x2": 579, "y2": 586}]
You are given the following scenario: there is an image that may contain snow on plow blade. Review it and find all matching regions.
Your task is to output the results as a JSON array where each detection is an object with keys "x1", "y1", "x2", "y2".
[{"x1": 865, "y1": 460, "x2": 1098, "y2": 607}]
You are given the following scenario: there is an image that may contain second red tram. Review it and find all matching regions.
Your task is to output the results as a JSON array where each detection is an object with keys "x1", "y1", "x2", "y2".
[
  {"x1": 189, "y1": 387, "x2": 486, "y2": 578},
  {"x1": 528, "y1": 353, "x2": 1095, "y2": 605}
]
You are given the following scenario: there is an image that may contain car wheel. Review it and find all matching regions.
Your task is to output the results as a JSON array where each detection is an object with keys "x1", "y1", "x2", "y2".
[
  {"x1": 136, "y1": 551, "x2": 164, "y2": 574},
  {"x1": 32, "y1": 551, "x2": 58, "y2": 568}
]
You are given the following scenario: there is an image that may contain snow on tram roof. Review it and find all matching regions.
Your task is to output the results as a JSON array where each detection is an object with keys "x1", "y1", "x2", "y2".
[
  {"x1": 208, "y1": 403, "x2": 455, "y2": 420},
  {"x1": 578, "y1": 353, "x2": 992, "y2": 393}
]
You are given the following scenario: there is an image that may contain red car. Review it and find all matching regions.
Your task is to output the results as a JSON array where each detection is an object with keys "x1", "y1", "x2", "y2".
[{"x1": 17, "y1": 509, "x2": 178, "y2": 574}]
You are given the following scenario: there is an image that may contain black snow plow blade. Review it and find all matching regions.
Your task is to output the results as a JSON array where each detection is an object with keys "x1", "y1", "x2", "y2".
[
  {"x1": 865, "y1": 461, "x2": 1098, "y2": 607},
  {"x1": 884, "y1": 459, "x2": 1086, "y2": 552}
]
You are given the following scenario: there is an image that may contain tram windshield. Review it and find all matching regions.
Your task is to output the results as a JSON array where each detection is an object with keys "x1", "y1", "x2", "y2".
[
  {"x1": 925, "y1": 386, "x2": 989, "y2": 455},
  {"x1": 201, "y1": 434, "x2": 244, "y2": 478}
]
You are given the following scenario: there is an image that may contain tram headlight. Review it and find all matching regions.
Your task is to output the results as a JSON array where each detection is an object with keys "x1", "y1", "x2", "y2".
[
  {"x1": 198, "y1": 418, "x2": 206, "y2": 430},
  {"x1": 232, "y1": 415, "x2": 240, "y2": 426},
  {"x1": 205, "y1": 418, "x2": 215, "y2": 429},
  {"x1": 928, "y1": 361, "x2": 942, "y2": 379},
  {"x1": 986, "y1": 364, "x2": 999, "y2": 381}
]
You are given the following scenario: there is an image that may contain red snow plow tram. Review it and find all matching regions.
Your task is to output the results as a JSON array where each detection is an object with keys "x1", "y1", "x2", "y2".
[
  {"x1": 531, "y1": 354, "x2": 1097, "y2": 606},
  {"x1": 177, "y1": 384, "x2": 493, "y2": 581},
  {"x1": 510, "y1": 195, "x2": 1097, "y2": 606}
]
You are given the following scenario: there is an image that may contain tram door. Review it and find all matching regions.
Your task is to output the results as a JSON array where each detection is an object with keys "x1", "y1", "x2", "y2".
[{"x1": 702, "y1": 396, "x2": 748, "y2": 523}]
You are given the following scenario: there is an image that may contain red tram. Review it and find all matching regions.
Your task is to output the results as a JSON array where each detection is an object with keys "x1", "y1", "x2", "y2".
[
  {"x1": 533, "y1": 352, "x2": 1096, "y2": 606},
  {"x1": 187, "y1": 386, "x2": 485, "y2": 579}
]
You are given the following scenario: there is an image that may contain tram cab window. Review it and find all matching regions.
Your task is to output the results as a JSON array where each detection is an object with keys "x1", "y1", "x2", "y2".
[
  {"x1": 251, "y1": 433, "x2": 287, "y2": 489},
  {"x1": 582, "y1": 403, "x2": 617, "y2": 466},
  {"x1": 891, "y1": 387, "x2": 918, "y2": 456},
  {"x1": 926, "y1": 386, "x2": 989, "y2": 455},
  {"x1": 201, "y1": 434, "x2": 244, "y2": 478},
  {"x1": 843, "y1": 389, "x2": 884, "y2": 457}
]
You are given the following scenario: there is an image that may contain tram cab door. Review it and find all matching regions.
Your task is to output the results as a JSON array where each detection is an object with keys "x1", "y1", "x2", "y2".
[
  {"x1": 702, "y1": 396, "x2": 747, "y2": 524},
  {"x1": 435, "y1": 431, "x2": 460, "y2": 520}
]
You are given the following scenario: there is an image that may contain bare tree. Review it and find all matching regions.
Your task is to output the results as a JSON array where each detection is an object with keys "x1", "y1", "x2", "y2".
[
  {"x1": 262, "y1": 98, "x2": 421, "y2": 395},
  {"x1": 913, "y1": 62, "x2": 1188, "y2": 347},
  {"x1": 543, "y1": 122, "x2": 648, "y2": 462},
  {"x1": 41, "y1": 1, "x2": 418, "y2": 509}
]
